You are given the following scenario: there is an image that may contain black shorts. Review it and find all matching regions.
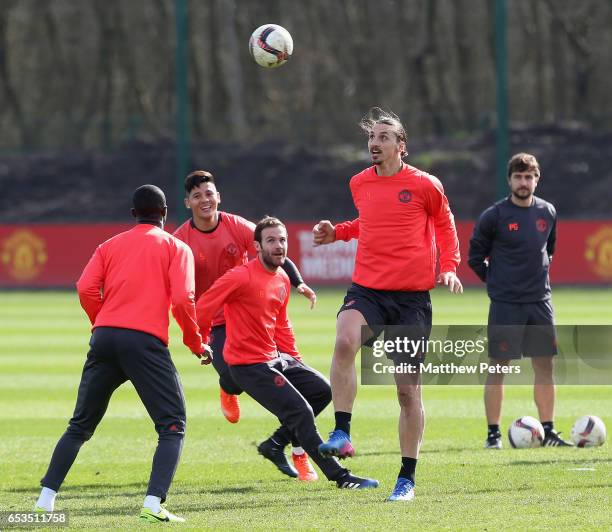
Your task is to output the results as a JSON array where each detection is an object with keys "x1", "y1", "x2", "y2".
[
  {"x1": 338, "y1": 282, "x2": 432, "y2": 364},
  {"x1": 488, "y1": 299, "x2": 557, "y2": 359}
]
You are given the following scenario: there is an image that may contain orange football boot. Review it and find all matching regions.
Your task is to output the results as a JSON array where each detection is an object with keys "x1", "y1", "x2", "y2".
[
  {"x1": 292, "y1": 452, "x2": 318, "y2": 482},
  {"x1": 220, "y1": 388, "x2": 240, "y2": 423}
]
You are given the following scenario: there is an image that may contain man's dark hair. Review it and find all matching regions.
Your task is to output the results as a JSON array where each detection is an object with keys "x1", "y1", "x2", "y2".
[
  {"x1": 359, "y1": 107, "x2": 408, "y2": 157},
  {"x1": 507, "y1": 153, "x2": 540, "y2": 178},
  {"x1": 185, "y1": 170, "x2": 215, "y2": 195},
  {"x1": 132, "y1": 184, "x2": 167, "y2": 218},
  {"x1": 254, "y1": 216, "x2": 286, "y2": 244}
]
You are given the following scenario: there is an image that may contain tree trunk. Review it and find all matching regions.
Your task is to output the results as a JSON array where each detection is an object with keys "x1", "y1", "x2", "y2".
[{"x1": 213, "y1": 0, "x2": 247, "y2": 140}]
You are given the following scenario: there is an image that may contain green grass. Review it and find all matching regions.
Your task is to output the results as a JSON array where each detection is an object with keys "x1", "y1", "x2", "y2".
[{"x1": 0, "y1": 287, "x2": 611, "y2": 529}]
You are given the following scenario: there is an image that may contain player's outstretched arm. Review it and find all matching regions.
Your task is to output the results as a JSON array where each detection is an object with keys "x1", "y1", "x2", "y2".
[
  {"x1": 281, "y1": 257, "x2": 309, "y2": 293},
  {"x1": 196, "y1": 267, "x2": 247, "y2": 342}
]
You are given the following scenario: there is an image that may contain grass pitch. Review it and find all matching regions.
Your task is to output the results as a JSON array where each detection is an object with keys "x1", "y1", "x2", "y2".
[{"x1": 0, "y1": 287, "x2": 610, "y2": 529}]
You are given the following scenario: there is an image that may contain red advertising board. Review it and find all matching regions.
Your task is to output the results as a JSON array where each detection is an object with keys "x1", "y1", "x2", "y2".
[
  {"x1": 289, "y1": 221, "x2": 612, "y2": 285},
  {"x1": 1, "y1": 221, "x2": 612, "y2": 287}
]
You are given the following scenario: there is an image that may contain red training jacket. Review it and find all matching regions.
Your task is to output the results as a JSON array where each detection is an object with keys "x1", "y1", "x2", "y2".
[
  {"x1": 334, "y1": 164, "x2": 460, "y2": 291},
  {"x1": 173, "y1": 212, "x2": 257, "y2": 327},
  {"x1": 76, "y1": 224, "x2": 203, "y2": 354},
  {"x1": 196, "y1": 258, "x2": 299, "y2": 365}
]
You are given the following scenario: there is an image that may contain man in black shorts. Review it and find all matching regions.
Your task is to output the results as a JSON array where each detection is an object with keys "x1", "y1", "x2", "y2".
[
  {"x1": 313, "y1": 108, "x2": 462, "y2": 501},
  {"x1": 469, "y1": 153, "x2": 572, "y2": 449}
]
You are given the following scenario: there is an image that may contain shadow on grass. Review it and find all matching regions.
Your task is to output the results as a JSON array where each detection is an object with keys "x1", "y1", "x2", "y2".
[
  {"x1": 73, "y1": 491, "x2": 335, "y2": 516},
  {"x1": 357, "y1": 450, "x2": 401, "y2": 457},
  {"x1": 420, "y1": 447, "x2": 471, "y2": 454},
  {"x1": 176, "y1": 494, "x2": 340, "y2": 513},
  {"x1": 359, "y1": 446, "x2": 472, "y2": 456},
  {"x1": 8, "y1": 483, "x2": 261, "y2": 503},
  {"x1": 205, "y1": 485, "x2": 257, "y2": 495},
  {"x1": 460, "y1": 481, "x2": 611, "y2": 495},
  {"x1": 506, "y1": 457, "x2": 612, "y2": 466},
  {"x1": 7, "y1": 482, "x2": 147, "y2": 493}
]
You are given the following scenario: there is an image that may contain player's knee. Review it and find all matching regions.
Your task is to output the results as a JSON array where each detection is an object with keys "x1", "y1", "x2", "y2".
[
  {"x1": 66, "y1": 423, "x2": 94, "y2": 442},
  {"x1": 219, "y1": 376, "x2": 242, "y2": 395},
  {"x1": 396, "y1": 386, "x2": 421, "y2": 409},
  {"x1": 531, "y1": 356, "x2": 553, "y2": 373},
  {"x1": 321, "y1": 383, "x2": 332, "y2": 406},
  {"x1": 285, "y1": 403, "x2": 315, "y2": 429},
  {"x1": 157, "y1": 420, "x2": 186, "y2": 438},
  {"x1": 486, "y1": 359, "x2": 510, "y2": 384},
  {"x1": 333, "y1": 334, "x2": 359, "y2": 361},
  {"x1": 486, "y1": 373, "x2": 506, "y2": 386},
  {"x1": 311, "y1": 384, "x2": 332, "y2": 415}
]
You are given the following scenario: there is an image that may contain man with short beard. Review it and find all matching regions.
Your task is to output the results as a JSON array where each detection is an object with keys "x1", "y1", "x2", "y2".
[
  {"x1": 174, "y1": 170, "x2": 319, "y2": 481},
  {"x1": 196, "y1": 217, "x2": 379, "y2": 490},
  {"x1": 469, "y1": 153, "x2": 571, "y2": 449}
]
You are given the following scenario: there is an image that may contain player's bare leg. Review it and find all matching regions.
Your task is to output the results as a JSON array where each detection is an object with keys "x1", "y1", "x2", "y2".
[
  {"x1": 388, "y1": 371, "x2": 422, "y2": 501},
  {"x1": 330, "y1": 310, "x2": 366, "y2": 412},
  {"x1": 484, "y1": 375, "x2": 505, "y2": 425},
  {"x1": 531, "y1": 356, "x2": 570, "y2": 446},
  {"x1": 319, "y1": 310, "x2": 367, "y2": 458},
  {"x1": 396, "y1": 374, "x2": 424, "y2": 457},
  {"x1": 484, "y1": 359, "x2": 510, "y2": 449},
  {"x1": 531, "y1": 356, "x2": 555, "y2": 421}
]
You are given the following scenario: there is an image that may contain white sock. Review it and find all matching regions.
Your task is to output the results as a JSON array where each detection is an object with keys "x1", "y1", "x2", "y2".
[
  {"x1": 36, "y1": 487, "x2": 57, "y2": 512},
  {"x1": 292, "y1": 446, "x2": 305, "y2": 455},
  {"x1": 143, "y1": 495, "x2": 161, "y2": 513}
]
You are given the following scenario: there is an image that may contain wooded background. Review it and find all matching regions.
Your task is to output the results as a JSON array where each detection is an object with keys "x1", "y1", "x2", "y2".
[{"x1": 1, "y1": 0, "x2": 611, "y2": 151}]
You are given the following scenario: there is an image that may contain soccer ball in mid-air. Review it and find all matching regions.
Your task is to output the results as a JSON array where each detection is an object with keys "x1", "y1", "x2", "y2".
[
  {"x1": 571, "y1": 415, "x2": 606, "y2": 447},
  {"x1": 508, "y1": 416, "x2": 545, "y2": 448},
  {"x1": 249, "y1": 24, "x2": 293, "y2": 68}
]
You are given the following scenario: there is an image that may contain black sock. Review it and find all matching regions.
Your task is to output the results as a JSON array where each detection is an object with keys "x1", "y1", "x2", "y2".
[
  {"x1": 542, "y1": 421, "x2": 554, "y2": 435},
  {"x1": 399, "y1": 457, "x2": 417, "y2": 483},
  {"x1": 488, "y1": 424, "x2": 500, "y2": 437},
  {"x1": 334, "y1": 411, "x2": 352, "y2": 435}
]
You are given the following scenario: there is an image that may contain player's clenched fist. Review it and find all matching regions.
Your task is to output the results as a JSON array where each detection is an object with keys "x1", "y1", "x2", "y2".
[{"x1": 312, "y1": 220, "x2": 336, "y2": 246}]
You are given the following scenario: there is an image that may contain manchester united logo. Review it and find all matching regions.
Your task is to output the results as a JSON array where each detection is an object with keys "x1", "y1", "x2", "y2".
[
  {"x1": 585, "y1": 226, "x2": 612, "y2": 279},
  {"x1": 398, "y1": 189, "x2": 412, "y2": 203},
  {"x1": 536, "y1": 219, "x2": 548, "y2": 232},
  {"x1": 274, "y1": 375, "x2": 286, "y2": 387},
  {"x1": 1, "y1": 230, "x2": 47, "y2": 281},
  {"x1": 226, "y1": 243, "x2": 238, "y2": 256},
  {"x1": 278, "y1": 286, "x2": 287, "y2": 303}
]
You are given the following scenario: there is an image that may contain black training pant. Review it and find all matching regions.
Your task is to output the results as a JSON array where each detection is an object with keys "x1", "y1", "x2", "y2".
[
  {"x1": 211, "y1": 326, "x2": 322, "y2": 448},
  {"x1": 229, "y1": 354, "x2": 344, "y2": 481},
  {"x1": 41, "y1": 327, "x2": 186, "y2": 502}
]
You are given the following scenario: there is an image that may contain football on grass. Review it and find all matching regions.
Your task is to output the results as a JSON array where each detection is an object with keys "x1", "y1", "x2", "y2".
[
  {"x1": 571, "y1": 415, "x2": 606, "y2": 447},
  {"x1": 508, "y1": 416, "x2": 545, "y2": 448}
]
